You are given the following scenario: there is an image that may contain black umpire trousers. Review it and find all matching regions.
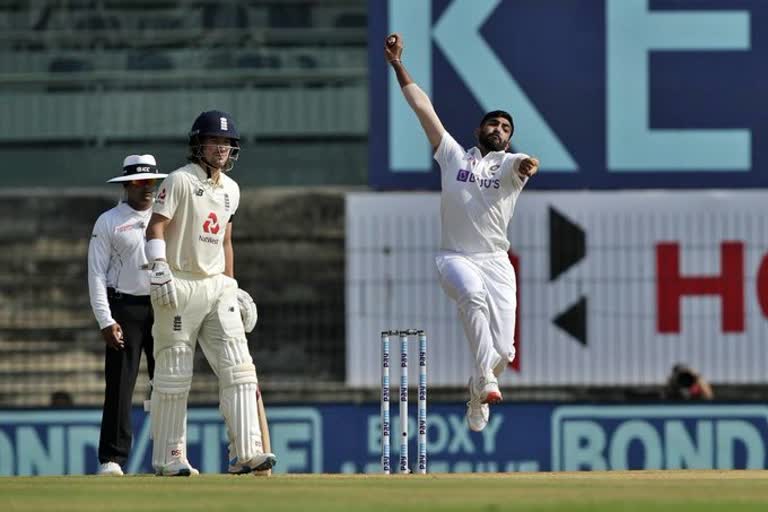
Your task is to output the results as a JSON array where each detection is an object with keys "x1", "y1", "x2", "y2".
[{"x1": 98, "y1": 289, "x2": 155, "y2": 466}]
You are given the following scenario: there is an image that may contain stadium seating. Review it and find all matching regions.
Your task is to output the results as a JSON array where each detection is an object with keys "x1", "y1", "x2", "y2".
[
  {"x1": 334, "y1": 12, "x2": 366, "y2": 28},
  {"x1": 236, "y1": 53, "x2": 281, "y2": 69},
  {"x1": 0, "y1": 1, "x2": 366, "y2": 406},
  {"x1": 74, "y1": 14, "x2": 121, "y2": 31},
  {"x1": 126, "y1": 51, "x2": 174, "y2": 71},
  {"x1": 203, "y1": 3, "x2": 249, "y2": 29},
  {"x1": 47, "y1": 56, "x2": 95, "y2": 92},
  {"x1": 0, "y1": 0, "x2": 367, "y2": 140},
  {"x1": 0, "y1": 188, "x2": 346, "y2": 406}
]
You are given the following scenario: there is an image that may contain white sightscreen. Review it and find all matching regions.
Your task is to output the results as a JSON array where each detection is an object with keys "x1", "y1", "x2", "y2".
[{"x1": 346, "y1": 191, "x2": 768, "y2": 387}]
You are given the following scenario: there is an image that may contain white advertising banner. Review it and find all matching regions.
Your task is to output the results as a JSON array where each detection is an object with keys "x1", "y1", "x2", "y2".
[{"x1": 346, "y1": 191, "x2": 768, "y2": 387}]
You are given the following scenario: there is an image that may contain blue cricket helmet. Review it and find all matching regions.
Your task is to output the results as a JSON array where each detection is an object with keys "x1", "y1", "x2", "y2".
[
  {"x1": 189, "y1": 110, "x2": 240, "y2": 141},
  {"x1": 188, "y1": 110, "x2": 240, "y2": 168}
]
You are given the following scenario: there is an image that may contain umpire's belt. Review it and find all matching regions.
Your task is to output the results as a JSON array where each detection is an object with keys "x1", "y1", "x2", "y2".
[{"x1": 107, "y1": 288, "x2": 151, "y2": 305}]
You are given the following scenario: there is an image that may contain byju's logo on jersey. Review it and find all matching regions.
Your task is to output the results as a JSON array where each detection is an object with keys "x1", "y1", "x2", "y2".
[
  {"x1": 456, "y1": 169, "x2": 500, "y2": 189},
  {"x1": 203, "y1": 212, "x2": 220, "y2": 234}
]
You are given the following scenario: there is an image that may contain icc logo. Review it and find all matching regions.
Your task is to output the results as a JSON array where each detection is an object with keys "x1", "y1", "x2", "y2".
[{"x1": 203, "y1": 212, "x2": 220, "y2": 234}]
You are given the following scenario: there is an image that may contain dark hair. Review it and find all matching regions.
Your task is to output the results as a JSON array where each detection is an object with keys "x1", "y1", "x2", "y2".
[
  {"x1": 671, "y1": 363, "x2": 695, "y2": 388},
  {"x1": 480, "y1": 110, "x2": 514, "y2": 136},
  {"x1": 676, "y1": 370, "x2": 696, "y2": 388}
]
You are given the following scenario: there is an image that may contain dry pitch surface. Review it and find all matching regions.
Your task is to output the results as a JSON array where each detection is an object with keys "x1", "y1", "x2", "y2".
[{"x1": 3, "y1": 470, "x2": 768, "y2": 512}]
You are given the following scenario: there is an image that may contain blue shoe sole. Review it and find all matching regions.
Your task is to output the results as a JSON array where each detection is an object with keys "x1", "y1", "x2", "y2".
[
  {"x1": 228, "y1": 455, "x2": 278, "y2": 474},
  {"x1": 253, "y1": 455, "x2": 277, "y2": 472}
]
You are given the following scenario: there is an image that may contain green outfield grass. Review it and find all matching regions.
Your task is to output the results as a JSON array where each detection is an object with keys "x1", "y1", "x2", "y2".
[{"x1": 3, "y1": 471, "x2": 768, "y2": 512}]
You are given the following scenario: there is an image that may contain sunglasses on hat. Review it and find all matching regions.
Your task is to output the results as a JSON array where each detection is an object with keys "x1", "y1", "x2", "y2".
[{"x1": 127, "y1": 179, "x2": 161, "y2": 187}]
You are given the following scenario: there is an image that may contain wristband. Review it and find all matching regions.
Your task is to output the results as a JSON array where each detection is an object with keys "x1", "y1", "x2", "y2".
[{"x1": 145, "y1": 238, "x2": 167, "y2": 262}]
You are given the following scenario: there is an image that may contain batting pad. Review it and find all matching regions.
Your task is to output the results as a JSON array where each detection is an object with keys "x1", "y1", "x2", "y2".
[
  {"x1": 151, "y1": 345, "x2": 193, "y2": 470},
  {"x1": 218, "y1": 340, "x2": 262, "y2": 463}
]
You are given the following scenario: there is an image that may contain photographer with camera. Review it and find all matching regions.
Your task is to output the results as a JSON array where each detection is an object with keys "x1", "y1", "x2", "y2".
[{"x1": 664, "y1": 363, "x2": 714, "y2": 400}]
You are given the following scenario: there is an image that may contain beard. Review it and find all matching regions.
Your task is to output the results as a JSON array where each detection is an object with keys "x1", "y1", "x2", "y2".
[{"x1": 478, "y1": 132, "x2": 507, "y2": 152}]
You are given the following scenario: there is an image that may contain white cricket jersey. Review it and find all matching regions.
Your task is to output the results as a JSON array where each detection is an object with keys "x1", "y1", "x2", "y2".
[
  {"x1": 153, "y1": 163, "x2": 240, "y2": 277},
  {"x1": 434, "y1": 131, "x2": 529, "y2": 254},
  {"x1": 88, "y1": 202, "x2": 153, "y2": 329}
]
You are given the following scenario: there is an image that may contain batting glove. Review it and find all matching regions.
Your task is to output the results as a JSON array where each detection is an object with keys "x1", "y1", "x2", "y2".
[
  {"x1": 149, "y1": 260, "x2": 177, "y2": 308},
  {"x1": 236, "y1": 288, "x2": 258, "y2": 333}
]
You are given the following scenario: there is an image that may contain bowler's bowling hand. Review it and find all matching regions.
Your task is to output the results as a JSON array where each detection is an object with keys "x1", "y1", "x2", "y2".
[
  {"x1": 518, "y1": 157, "x2": 540, "y2": 178},
  {"x1": 385, "y1": 32, "x2": 403, "y2": 63}
]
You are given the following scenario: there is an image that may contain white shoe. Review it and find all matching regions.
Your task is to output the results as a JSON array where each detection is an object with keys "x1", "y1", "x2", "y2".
[
  {"x1": 156, "y1": 459, "x2": 199, "y2": 477},
  {"x1": 493, "y1": 354, "x2": 510, "y2": 378},
  {"x1": 466, "y1": 377, "x2": 490, "y2": 432},
  {"x1": 228, "y1": 453, "x2": 278, "y2": 475},
  {"x1": 97, "y1": 461, "x2": 123, "y2": 476},
  {"x1": 478, "y1": 374, "x2": 503, "y2": 404}
]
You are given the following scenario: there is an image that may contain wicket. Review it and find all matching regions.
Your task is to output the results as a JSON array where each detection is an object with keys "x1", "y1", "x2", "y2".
[{"x1": 380, "y1": 329, "x2": 427, "y2": 474}]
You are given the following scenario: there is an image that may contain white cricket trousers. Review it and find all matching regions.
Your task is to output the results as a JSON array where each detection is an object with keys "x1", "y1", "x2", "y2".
[
  {"x1": 435, "y1": 251, "x2": 517, "y2": 382},
  {"x1": 153, "y1": 272, "x2": 246, "y2": 361}
]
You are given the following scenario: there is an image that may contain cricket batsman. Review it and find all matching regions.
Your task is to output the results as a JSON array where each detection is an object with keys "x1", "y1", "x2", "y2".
[{"x1": 144, "y1": 110, "x2": 276, "y2": 476}]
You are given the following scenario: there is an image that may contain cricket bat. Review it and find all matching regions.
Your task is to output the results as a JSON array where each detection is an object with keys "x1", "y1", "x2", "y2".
[{"x1": 254, "y1": 385, "x2": 272, "y2": 476}]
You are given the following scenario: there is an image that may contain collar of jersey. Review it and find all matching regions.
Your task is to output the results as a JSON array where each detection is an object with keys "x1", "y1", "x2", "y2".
[
  {"x1": 118, "y1": 201, "x2": 152, "y2": 215},
  {"x1": 190, "y1": 163, "x2": 224, "y2": 188},
  {"x1": 470, "y1": 146, "x2": 505, "y2": 160}
]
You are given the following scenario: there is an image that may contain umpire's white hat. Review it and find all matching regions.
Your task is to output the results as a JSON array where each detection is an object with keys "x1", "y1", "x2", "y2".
[{"x1": 107, "y1": 154, "x2": 168, "y2": 183}]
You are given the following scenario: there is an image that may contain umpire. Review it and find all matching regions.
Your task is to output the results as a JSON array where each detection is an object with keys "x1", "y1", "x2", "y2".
[{"x1": 88, "y1": 155, "x2": 167, "y2": 475}]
